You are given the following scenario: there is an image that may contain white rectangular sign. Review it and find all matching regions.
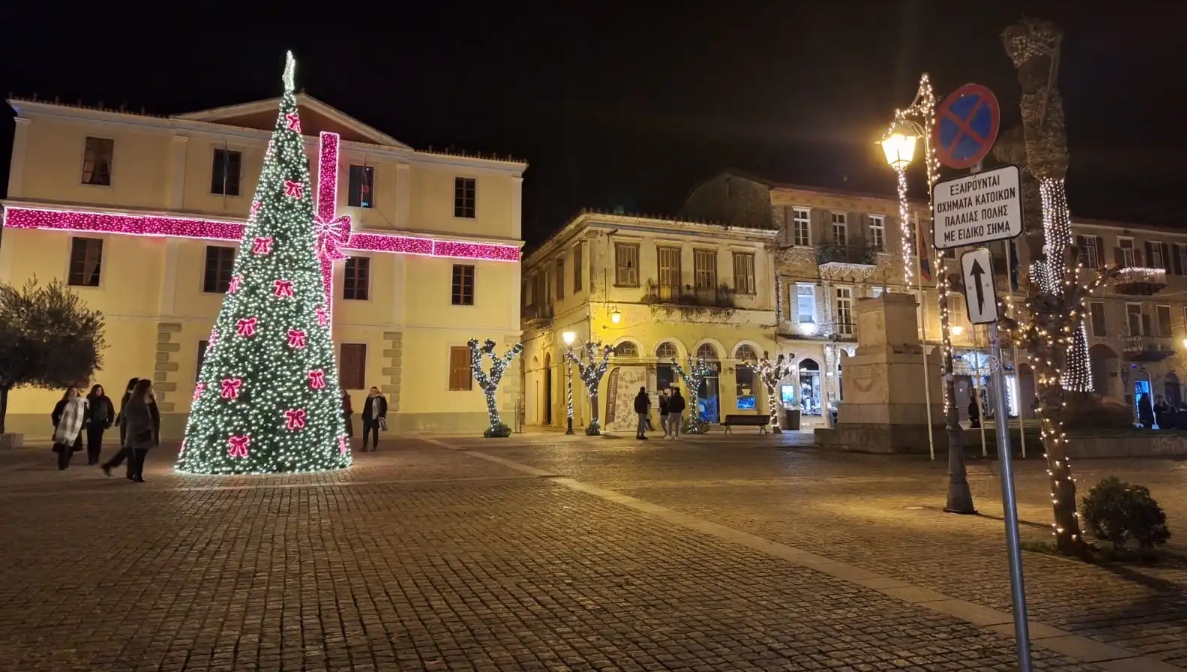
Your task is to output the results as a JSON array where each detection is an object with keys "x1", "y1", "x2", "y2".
[
  {"x1": 961, "y1": 247, "x2": 999, "y2": 325},
  {"x1": 932, "y1": 165, "x2": 1023, "y2": 250}
]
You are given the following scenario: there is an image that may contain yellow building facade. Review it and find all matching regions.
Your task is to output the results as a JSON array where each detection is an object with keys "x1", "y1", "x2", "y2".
[
  {"x1": 1, "y1": 95, "x2": 526, "y2": 439},
  {"x1": 520, "y1": 212, "x2": 778, "y2": 432}
]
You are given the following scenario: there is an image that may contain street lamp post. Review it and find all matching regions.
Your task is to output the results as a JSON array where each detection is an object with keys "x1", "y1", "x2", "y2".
[
  {"x1": 562, "y1": 331, "x2": 576, "y2": 434},
  {"x1": 880, "y1": 82, "x2": 974, "y2": 514}
]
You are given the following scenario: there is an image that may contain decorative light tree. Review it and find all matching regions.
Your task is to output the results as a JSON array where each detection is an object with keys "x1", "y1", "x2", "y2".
[
  {"x1": 566, "y1": 341, "x2": 612, "y2": 435},
  {"x1": 468, "y1": 338, "x2": 522, "y2": 438},
  {"x1": 755, "y1": 352, "x2": 789, "y2": 433},
  {"x1": 177, "y1": 52, "x2": 350, "y2": 475},
  {"x1": 671, "y1": 356, "x2": 716, "y2": 434}
]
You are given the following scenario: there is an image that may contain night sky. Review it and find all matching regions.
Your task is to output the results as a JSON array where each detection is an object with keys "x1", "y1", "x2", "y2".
[{"x1": 2, "y1": 1, "x2": 1183, "y2": 248}]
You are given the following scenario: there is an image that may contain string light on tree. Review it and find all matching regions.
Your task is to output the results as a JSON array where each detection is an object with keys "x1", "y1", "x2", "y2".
[
  {"x1": 468, "y1": 338, "x2": 523, "y2": 437},
  {"x1": 176, "y1": 51, "x2": 348, "y2": 476},
  {"x1": 755, "y1": 352, "x2": 789, "y2": 433},
  {"x1": 566, "y1": 341, "x2": 612, "y2": 435},
  {"x1": 670, "y1": 356, "x2": 715, "y2": 434}
]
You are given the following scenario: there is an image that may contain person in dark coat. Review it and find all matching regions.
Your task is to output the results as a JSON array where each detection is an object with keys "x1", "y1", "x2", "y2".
[
  {"x1": 115, "y1": 378, "x2": 139, "y2": 448},
  {"x1": 666, "y1": 388, "x2": 687, "y2": 440},
  {"x1": 103, "y1": 379, "x2": 159, "y2": 480},
  {"x1": 52, "y1": 388, "x2": 87, "y2": 470},
  {"x1": 968, "y1": 398, "x2": 981, "y2": 429},
  {"x1": 118, "y1": 379, "x2": 160, "y2": 483},
  {"x1": 1137, "y1": 394, "x2": 1156, "y2": 428},
  {"x1": 361, "y1": 387, "x2": 387, "y2": 451},
  {"x1": 341, "y1": 389, "x2": 354, "y2": 439},
  {"x1": 658, "y1": 390, "x2": 671, "y2": 439},
  {"x1": 633, "y1": 386, "x2": 651, "y2": 440},
  {"x1": 84, "y1": 384, "x2": 115, "y2": 465}
]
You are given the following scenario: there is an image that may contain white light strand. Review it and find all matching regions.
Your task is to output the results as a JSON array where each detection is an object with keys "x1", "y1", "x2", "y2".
[
  {"x1": 670, "y1": 356, "x2": 715, "y2": 434},
  {"x1": 755, "y1": 353, "x2": 788, "y2": 430},
  {"x1": 469, "y1": 338, "x2": 523, "y2": 437},
  {"x1": 566, "y1": 341, "x2": 612, "y2": 435}
]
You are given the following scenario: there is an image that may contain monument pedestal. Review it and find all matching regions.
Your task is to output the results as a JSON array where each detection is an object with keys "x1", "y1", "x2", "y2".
[{"x1": 814, "y1": 293, "x2": 945, "y2": 454}]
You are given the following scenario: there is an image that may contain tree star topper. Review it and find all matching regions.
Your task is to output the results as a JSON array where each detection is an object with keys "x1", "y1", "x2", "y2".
[{"x1": 282, "y1": 50, "x2": 296, "y2": 93}]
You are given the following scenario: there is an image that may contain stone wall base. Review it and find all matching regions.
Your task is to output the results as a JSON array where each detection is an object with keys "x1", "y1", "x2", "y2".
[{"x1": 814, "y1": 424, "x2": 965, "y2": 454}]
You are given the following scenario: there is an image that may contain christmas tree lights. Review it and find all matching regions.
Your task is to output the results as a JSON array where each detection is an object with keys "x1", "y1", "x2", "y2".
[
  {"x1": 176, "y1": 51, "x2": 349, "y2": 476},
  {"x1": 755, "y1": 353, "x2": 789, "y2": 433},
  {"x1": 468, "y1": 338, "x2": 522, "y2": 437},
  {"x1": 670, "y1": 356, "x2": 715, "y2": 434},
  {"x1": 566, "y1": 341, "x2": 612, "y2": 435}
]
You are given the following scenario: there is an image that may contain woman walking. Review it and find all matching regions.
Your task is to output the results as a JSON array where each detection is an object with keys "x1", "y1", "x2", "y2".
[
  {"x1": 118, "y1": 379, "x2": 159, "y2": 483},
  {"x1": 102, "y1": 378, "x2": 156, "y2": 479},
  {"x1": 52, "y1": 388, "x2": 88, "y2": 470},
  {"x1": 84, "y1": 384, "x2": 115, "y2": 465},
  {"x1": 115, "y1": 378, "x2": 139, "y2": 448},
  {"x1": 341, "y1": 389, "x2": 354, "y2": 440}
]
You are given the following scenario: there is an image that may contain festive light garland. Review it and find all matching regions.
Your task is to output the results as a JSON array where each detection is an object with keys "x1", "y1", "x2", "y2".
[
  {"x1": 670, "y1": 356, "x2": 715, "y2": 434},
  {"x1": 894, "y1": 161, "x2": 914, "y2": 287},
  {"x1": 468, "y1": 338, "x2": 523, "y2": 437},
  {"x1": 755, "y1": 353, "x2": 788, "y2": 432},
  {"x1": 566, "y1": 341, "x2": 612, "y2": 435},
  {"x1": 176, "y1": 51, "x2": 349, "y2": 476}
]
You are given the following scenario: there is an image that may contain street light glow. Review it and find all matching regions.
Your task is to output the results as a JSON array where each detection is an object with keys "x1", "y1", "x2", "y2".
[
  {"x1": 880, "y1": 121, "x2": 918, "y2": 170},
  {"x1": 563, "y1": 331, "x2": 576, "y2": 345},
  {"x1": 952, "y1": 325, "x2": 965, "y2": 336},
  {"x1": 610, "y1": 308, "x2": 621, "y2": 324}
]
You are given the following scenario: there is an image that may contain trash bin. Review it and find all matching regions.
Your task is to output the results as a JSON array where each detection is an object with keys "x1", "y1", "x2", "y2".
[{"x1": 781, "y1": 408, "x2": 801, "y2": 431}]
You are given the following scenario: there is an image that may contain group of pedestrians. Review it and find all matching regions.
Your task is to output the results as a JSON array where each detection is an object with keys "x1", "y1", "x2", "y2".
[
  {"x1": 341, "y1": 386, "x2": 388, "y2": 451},
  {"x1": 633, "y1": 386, "x2": 687, "y2": 440},
  {"x1": 52, "y1": 377, "x2": 159, "y2": 482}
]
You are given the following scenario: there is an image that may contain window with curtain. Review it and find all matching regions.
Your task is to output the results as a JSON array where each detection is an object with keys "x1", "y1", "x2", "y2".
[
  {"x1": 614, "y1": 243, "x2": 639, "y2": 286},
  {"x1": 343, "y1": 257, "x2": 370, "y2": 300},
  {"x1": 202, "y1": 246, "x2": 236, "y2": 293},
  {"x1": 348, "y1": 165, "x2": 375, "y2": 208},
  {"x1": 732, "y1": 252, "x2": 755, "y2": 294},
  {"x1": 210, "y1": 149, "x2": 242, "y2": 196},
  {"x1": 693, "y1": 249, "x2": 717, "y2": 290},
  {"x1": 81, "y1": 137, "x2": 113, "y2": 186},
  {"x1": 68, "y1": 237, "x2": 103, "y2": 287}
]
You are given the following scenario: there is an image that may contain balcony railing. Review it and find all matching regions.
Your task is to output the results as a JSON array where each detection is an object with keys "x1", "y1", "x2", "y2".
[
  {"x1": 1113, "y1": 267, "x2": 1167, "y2": 296},
  {"x1": 522, "y1": 303, "x2": 554, "y2": 323},
  {"x1": 642, "y1": 280, "x2": 736, "y2": 310},
  {"x1": 816, "y1": 243, "x2": 877, "y2": 267},
  {"x1": 1121, "y1": 335, "x2": 1173, "y2": 362}
]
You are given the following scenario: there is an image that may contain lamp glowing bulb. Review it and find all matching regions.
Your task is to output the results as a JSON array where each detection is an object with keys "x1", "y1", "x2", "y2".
[
  {"x1": 952, "y1": 325, "x2": 965, "y2": 336},
  {"x1": 610, "y1": 308, "x2": 621, "y2": 324},
  {"x1": 563, "y1": 331, "x2": 576, "y2": 346},
  {"x1": 880, "y1": 120, "x2": 918, "y2": 170}
]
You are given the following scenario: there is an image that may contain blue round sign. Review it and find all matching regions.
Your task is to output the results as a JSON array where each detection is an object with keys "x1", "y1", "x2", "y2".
[{"x1": 933, "y1": 84, "x2": 1000, "y2": 169}]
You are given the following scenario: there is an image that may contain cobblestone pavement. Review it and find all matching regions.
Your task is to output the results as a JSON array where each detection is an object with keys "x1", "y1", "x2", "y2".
[
  {"x1": 451, "y1": 432, "x2": 1187, "y2": 668},
  {"x1": 0, "y1": 437, "x2": 1167, "y2": 671}
]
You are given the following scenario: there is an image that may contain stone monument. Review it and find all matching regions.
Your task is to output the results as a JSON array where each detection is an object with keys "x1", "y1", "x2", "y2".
[{"x1": 814, "y1": 293, "x2": 945, "y2": 453}]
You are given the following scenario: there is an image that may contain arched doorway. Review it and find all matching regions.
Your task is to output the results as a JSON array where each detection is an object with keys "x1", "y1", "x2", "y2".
[
  {"x1": 799, "y1": 358, "x2": 822, "y2": 416},
  {"x1": 1089, "y1": 343, "x2": 1118, "y2": 400},
  {"x1": 1166, "y1": 373, "x2": 1181, "y2": 408},
  {"x1": 543, "y1": 353, "x2": 553, "y2": 426},
  {"x1": 695, "y1": 343, "x2": 721, "y2": 423}
]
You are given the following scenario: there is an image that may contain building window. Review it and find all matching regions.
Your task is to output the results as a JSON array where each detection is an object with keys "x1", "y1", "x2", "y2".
[
  {"x1": 81, "y1": 137, "x2": 113, "y2": 186},
  {"x1": 1177, "y1": 244, "x2": 1187, "y2": 276},
  {"x1": 1076, "y1": 235, "x2": 1102, "y2": 270},
  {"x1": 339, "y1": 344, "x2": 367, "y2": 390},
  {"x1": 1158, "y1": 305, "x2": 1173, "y2": 337},
  {"x1": 734, "y1": 344, "x2": 758, "y2": 363},
  {"x1": 868, "y1": 215, "x2": 885, "y2": 251},
  {"x1": 343, "y1": 257, "x2": 370, "y2": 300},
  {"x1": 348, "y1": 165, "x2": 375, "y2": 208},
  {"x1": 1126, "y1": 303, "x2": 1143, "y2": 337},
  {"x1": 1089, "y1": 302, "x2": 1107, "y2": 337},
  {"x1": 835, "y1": 287, "x2": 854, "y2": 336},
  {"x1": 657, "y1": 246, "x2": 681, "y2": 300},
  {"x1": 614, "y1": 243, "x2": 639, "y2": 286},
  {"x1": 697, "y1": 343, "x2": 719, "y2": 360},
  {"x1": 656, "y1": 342, "x2": 678, "y2": 359},
  {"x1": 797, "y1": 284, "x2": 816, "y2": 323},
  {"x1": 454, "y1": 177, "x2": 476, "y2": 218},
  {"x1": 733, "y1": 252, "x2": 756, "y2": 294},
  {"x1": 210, "y1": 149, "x2": 242, "y2": 196},
  {"x1": 555, "y1": 258, "x2": 565, "y2": 300},
  {"x1": 196, "y1": 340, "x2": 208, "y2": 380},
  {"x1": 1119, "y1": 238, "x2": 1136, "y2": 267},
  {"x1": 449, "y1": 346, "x2": 472, "y2": 391},
  {"x1": 202, "y1": 245, "x2": 236, "y2": 293},
  {"x1": 451, "y1": 264, "x2": 475, "y2": 305},
  {"x1": 613, "y1": 342, "x2": 639, "y2": 357},
  {"x1": 68, "y1": 237, "x2": 103, "y2": 287},
  {"x1": 792, "y1": 208, "x2": 811, "y2": 247},
  {"x1": 1150, "y1": 241, "x2": 1166, "y2": 270},
  {"x1": 831, "y1": 213, "x2": 848, "y2": 246},
  {"x1": 693, "y1": 249, "x2": 717, "y2": 290},
  {"x1": 573, "y1": 244, "x2": 583, "y2": 292}
]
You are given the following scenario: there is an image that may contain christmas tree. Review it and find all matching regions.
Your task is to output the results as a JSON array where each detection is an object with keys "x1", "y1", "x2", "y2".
[{"x1": 177, "y1": 52, "x2": 350, "y2": 475}]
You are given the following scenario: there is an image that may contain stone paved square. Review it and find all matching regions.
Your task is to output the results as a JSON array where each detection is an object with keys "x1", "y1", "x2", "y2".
[{"x1": 0, "y1": 436, "x2": 1176, "y2": 671}]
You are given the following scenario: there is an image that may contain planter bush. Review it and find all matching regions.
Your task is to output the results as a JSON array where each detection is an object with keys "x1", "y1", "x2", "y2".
[
  {"x1": 1080, "y1": 476, "x2": 1170, "y2": 549},
  {"x1": 484, "y1": 422, "x2": 512, "y2": 438}
]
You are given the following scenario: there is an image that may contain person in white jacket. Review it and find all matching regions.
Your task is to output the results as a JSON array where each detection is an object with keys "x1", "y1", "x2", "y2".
[{"x1": 52, "y1": 388, "x2": 88, "y2": 470}]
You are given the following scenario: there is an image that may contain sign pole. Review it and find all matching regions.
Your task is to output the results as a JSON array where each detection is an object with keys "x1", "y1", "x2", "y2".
[
  {"x1": 987, "y1": 321, "x2": 1033, "y2": 672},
  {"x1": 915, "y1": 213, "x2": 936, "y2": 461}
]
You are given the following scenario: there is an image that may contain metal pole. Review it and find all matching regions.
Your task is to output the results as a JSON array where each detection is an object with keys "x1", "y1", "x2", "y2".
[
  {"x1": 987, "y1": 321, "x2": 1033, "y2": 672},
  {"x1": 914, "y1": 212, "x2": 936, "y2": 461},
  {"x1": 565, "y1": 349, "x2": 574, "y2": 435},
  {"x1": 1004, "y1": 240, "x2": 1026, "y2": 459}
]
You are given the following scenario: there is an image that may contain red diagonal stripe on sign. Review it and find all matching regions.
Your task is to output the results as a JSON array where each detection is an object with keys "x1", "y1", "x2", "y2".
[{"x1": 941, "y1": 96, "x2": 988, "y2": 149}]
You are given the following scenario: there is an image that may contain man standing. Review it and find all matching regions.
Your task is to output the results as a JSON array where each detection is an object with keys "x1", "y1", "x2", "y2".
[
  {"x1": 361, "y1": 387, "x2": 388, "y2": 451},
  {"x1": 667, "y1": 388, "x2": 686, "y2": 440},
  {"x1": 658, "y1": 389, "x2": 670, "y2": 439},
  {"x1": 633, "y1": 386, "x2": 651, "y2": 440}
]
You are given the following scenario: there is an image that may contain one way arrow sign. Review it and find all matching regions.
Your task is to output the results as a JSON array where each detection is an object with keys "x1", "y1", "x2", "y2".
[{"x1": 961, "y1": 247, "x2": 998, "y2": 324}]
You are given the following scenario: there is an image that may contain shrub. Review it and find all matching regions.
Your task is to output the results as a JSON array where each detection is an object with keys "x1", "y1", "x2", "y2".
[
  {"x1": 484, "y1": 422, "x2": 512, "y2": 438},
  {"x1": 682, "y1": 416, "x2": 710, "y2": 435},
  {"x1": 1080, "y1": 477, "x2": 1170, "y2": 550}
]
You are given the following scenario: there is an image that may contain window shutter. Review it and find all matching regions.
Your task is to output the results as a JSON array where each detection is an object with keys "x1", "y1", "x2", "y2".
[
  {"x1": 1145, "y1": 242, "x2": 1154, "y2": 267},
  {"x1": 1095, "y1": 237, "x2": 1104, "y2": 269},
  {"x1": 1075, "y1": 235, "x2": 1086, "y2": 251},
  {"x1": 1142, "y1": 313, "x2": 1152, "y2": 337},
  {"x1": 1114, "y1": 246, "x2": 1123, "y2": 266},
  {"x1": 1163, "y1": 243, "x2": 1173, "y2": 273},
  {"x1": 1175, "y1": 245, "x2": 1185, "y2": 276}
]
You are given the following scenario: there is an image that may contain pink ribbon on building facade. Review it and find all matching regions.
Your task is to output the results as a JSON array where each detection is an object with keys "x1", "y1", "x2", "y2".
[{"x1": 314, "y1": 132, "x2": 352, "y2": 334}]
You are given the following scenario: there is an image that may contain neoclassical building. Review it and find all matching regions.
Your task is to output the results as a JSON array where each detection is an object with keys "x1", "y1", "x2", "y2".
[
  {"x1": 1, "y1": 93, "x2": 526, "y2": 438},
  {"x1": 519, "y1": 212, "x2": 778, "y2": 432}
]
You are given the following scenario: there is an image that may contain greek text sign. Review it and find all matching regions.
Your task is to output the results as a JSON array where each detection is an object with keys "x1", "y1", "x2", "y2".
[{"x1": 932, "y1": 165, "x2": 1023, "y2": 250}]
